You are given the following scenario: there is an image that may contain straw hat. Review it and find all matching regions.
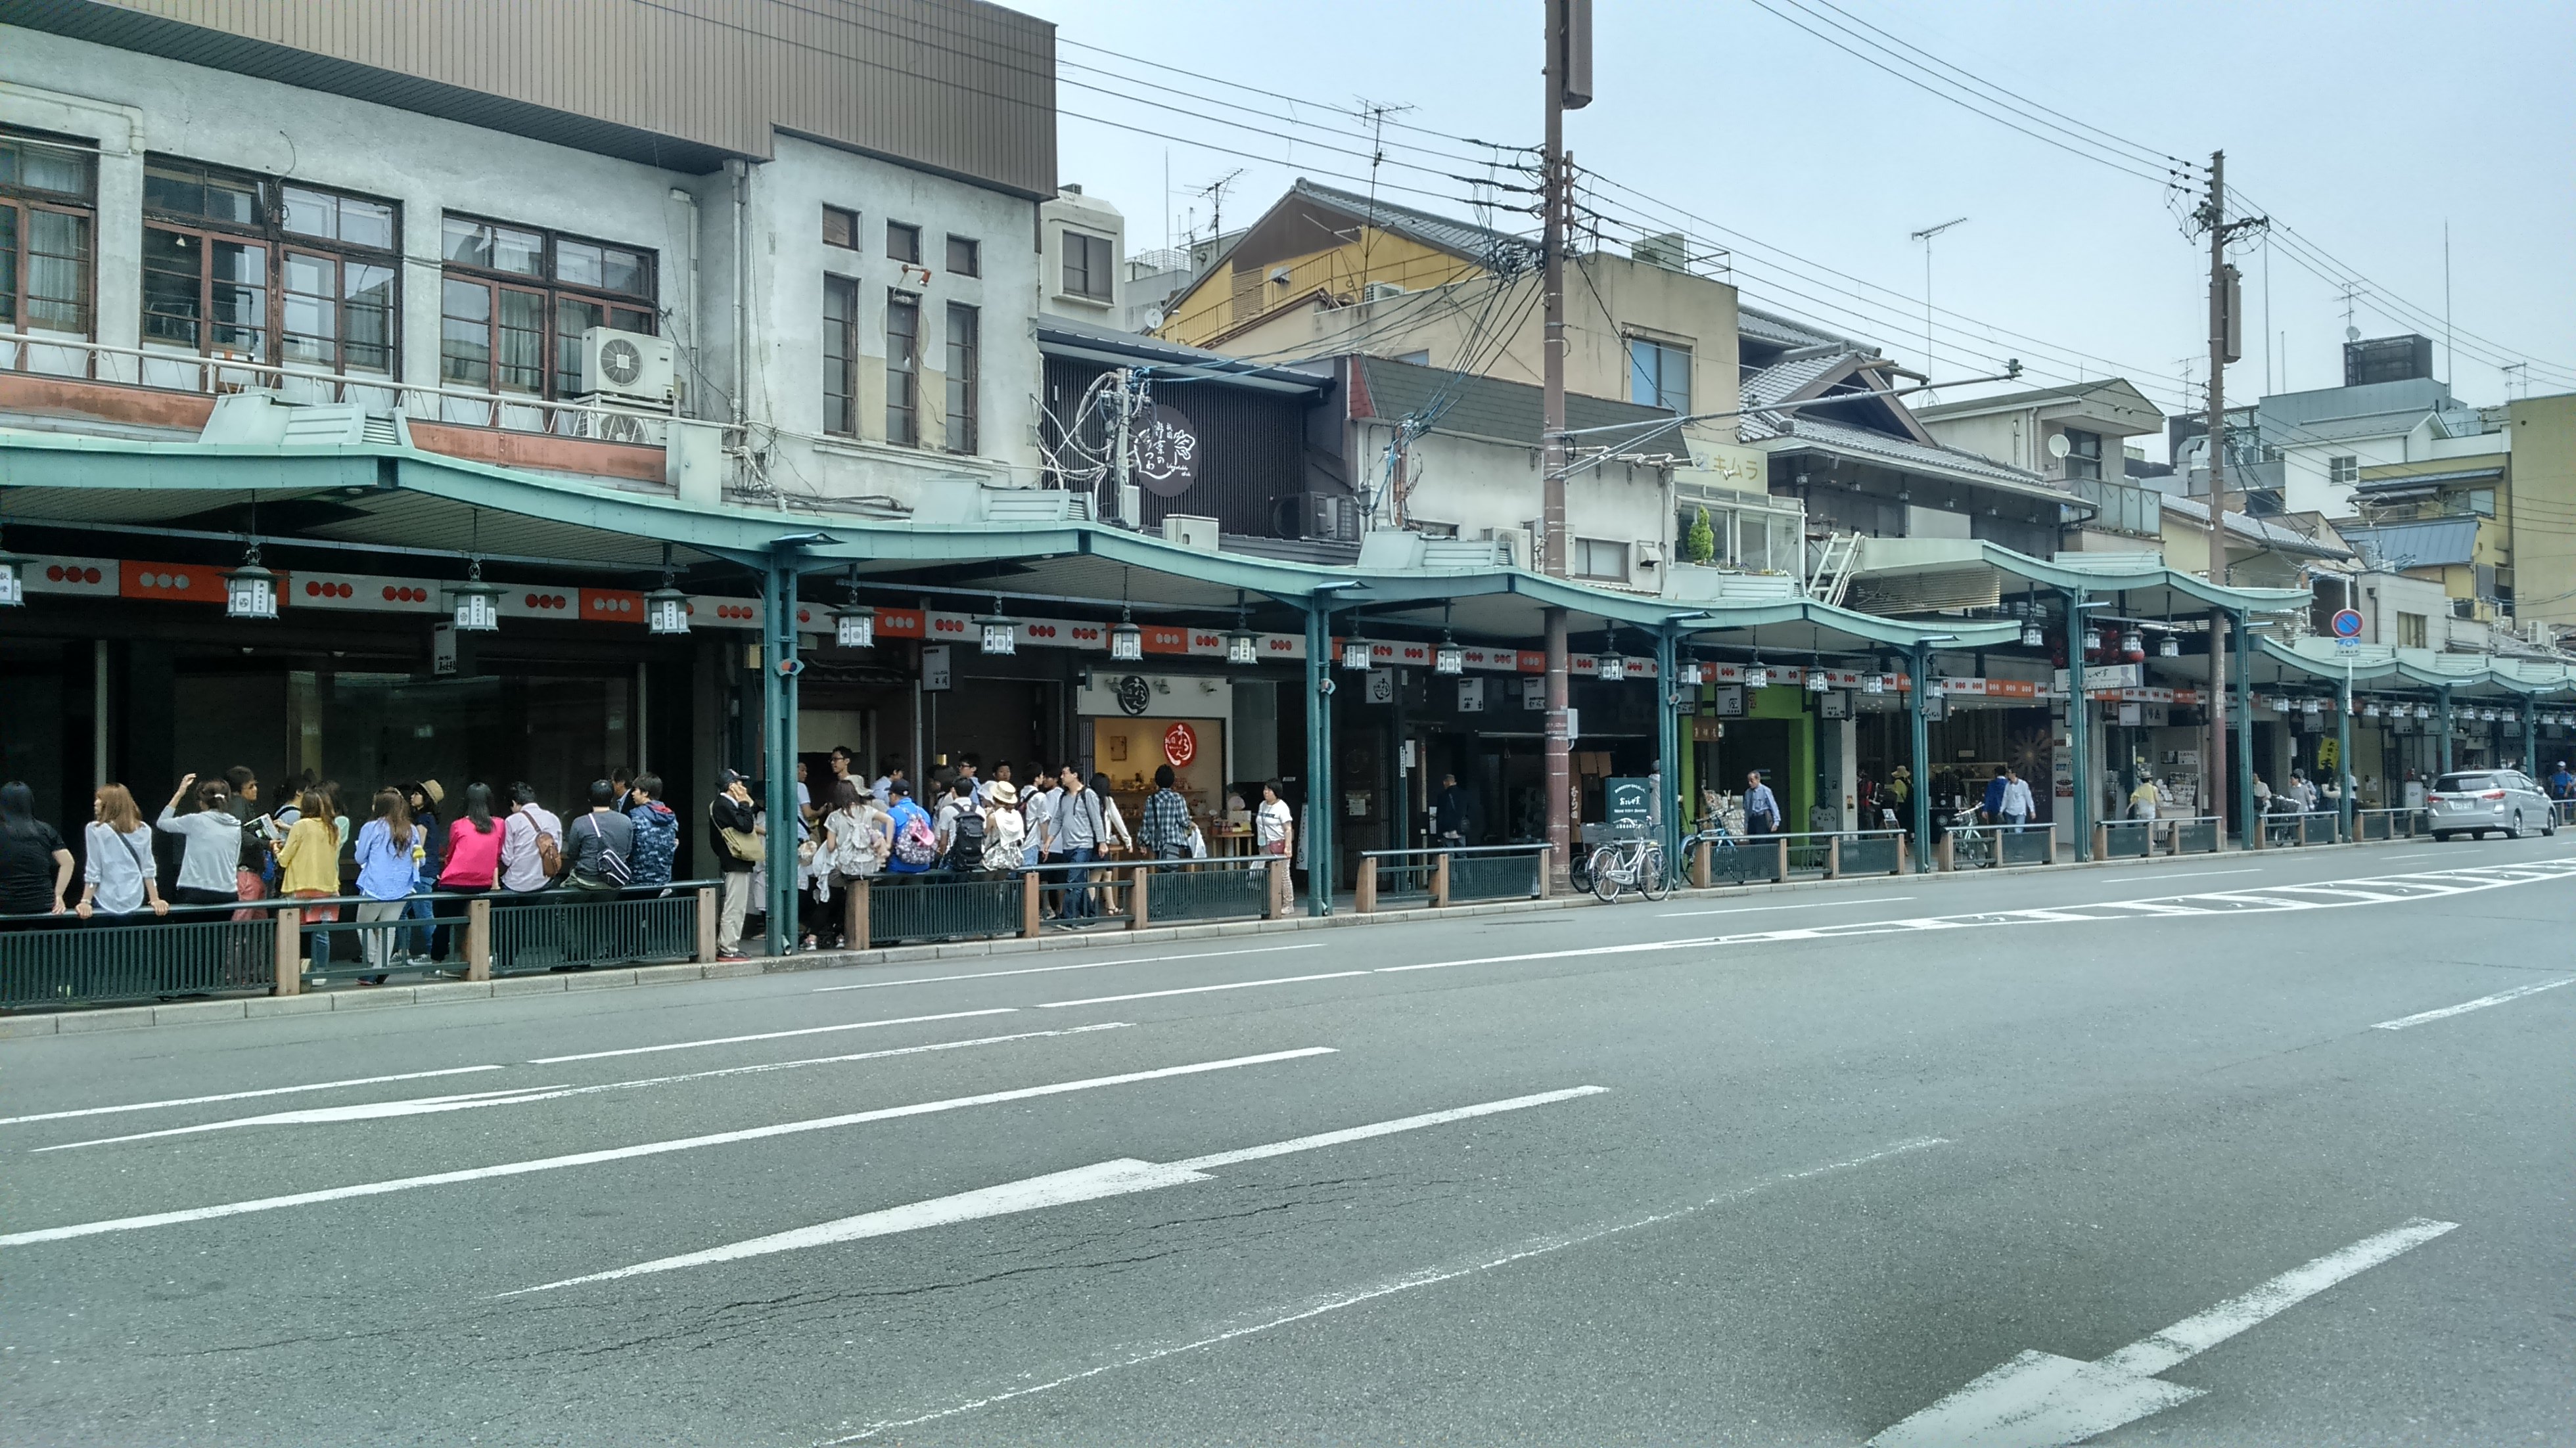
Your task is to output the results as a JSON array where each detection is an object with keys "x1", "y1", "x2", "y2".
[
  {"x1": 419, "y1": 779, "x2": 446, "y2": 805},
  {"x1": 985, "y1": 780, "x2": 1019, "y2": 806}
]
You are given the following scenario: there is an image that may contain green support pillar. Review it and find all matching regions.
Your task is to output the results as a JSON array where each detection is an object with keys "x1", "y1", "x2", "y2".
[
  {"x1": 1655, "y1": 629, "x2": 1681, "y2": 867},
  {"x1": 2437, "y1": 687, "x2": 2454, "y2": 775},
  {"x1": 2234, "y1": 609, "x2": 2255, "y2": 846},
  {"x1": 2521, "y1": 700, "x2": 2538, "y2": 778},
  {"x1": 2336, "y1": 667, "x2": 2355, "y2": 841},
  {"x1": 1908, "y1": 642, "x2": 1933, "y2": 867},
  {"x1": 760, "y1": 551, "x2": 802, "y2": 959},
  {"x1": 2063, "y1": 587, "x2": 2091, "y2": 861},
  {"x1": 1303, "y1": 602, "x2": 1335, "y2": 916}
]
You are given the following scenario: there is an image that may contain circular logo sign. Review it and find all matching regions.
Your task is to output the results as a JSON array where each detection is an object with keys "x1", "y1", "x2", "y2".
[
  {"x1": 1163, "y1": 721, "x2": 1198, "y2": 767},
  {"x1": 1128, "y1": 404, "x2": 1199, "y2": 498},
  {"x1": 2330, "y1": 608, "x2": 2364, "y2": 639},
  {"x1": 1115, "y1": 674, "x2": 1153, "y2": 717}
]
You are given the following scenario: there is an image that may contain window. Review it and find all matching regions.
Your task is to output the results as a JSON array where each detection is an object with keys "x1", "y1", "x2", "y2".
[
  {"x1": 1063, "y1": 230, "x2": 1113, "y2": 300},
  {"x1": 823, "y1": 206, "x2": 859, "y2": 250},
  {"x1": 2397, "y1": 611, "x2": 2427, "y2": 648},
  {"x1": 1574, "y1": 537, "x2": 1629, "y2": 581},
  {"x1": 945, "y1": 233, "x2": 980, "y2": 277},
  {"x1": 822, "y1": 274, "x2": 858, "y2": 436},
  {"x1": 886, "y1": 221, "x2": 921, "y2": 264},
  {"x1": 1, "y1": 129, "x2": 99, "y2": 338},
  {"x1": 2467, "y1": 487, "x2": 2496, "y2": 518},
  {"x1": 944, "y1": 302, "x2": 978, "y2": 454},
  {"x1": 141, "y1": 156, "x2": 399, "y2": 373},
  {"x1": 2328, "y1": 455, "x2": 2358, "y2": 486},
  {"x1": 885, "y1": 290, "x2": 919, "y2": 446},
  {"x1": 1627, "y1": 337, "x2": 1690, "y2": 413},
  {"x1": 2061, "y1": 427, "x2": 2103, "y2": 481},
  {"x1": 440, "y1": 215, "x2": 654, "y2": 397}
]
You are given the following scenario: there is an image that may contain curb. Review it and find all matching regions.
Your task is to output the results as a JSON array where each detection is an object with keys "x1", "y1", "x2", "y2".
[{"x1": 0, "y1": 839, "x2": 2368, "y2": 1039}]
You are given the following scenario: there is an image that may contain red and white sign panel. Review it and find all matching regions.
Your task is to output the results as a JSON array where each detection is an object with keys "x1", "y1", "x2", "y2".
[{"x1": 1163, "y1": 721, "x2": 1199, "y2": 767}]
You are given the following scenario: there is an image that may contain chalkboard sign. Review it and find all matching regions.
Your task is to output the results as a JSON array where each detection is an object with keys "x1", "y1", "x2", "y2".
[{"x1": 1604, "y1": 776, "x2": 1654, "y2": 830}]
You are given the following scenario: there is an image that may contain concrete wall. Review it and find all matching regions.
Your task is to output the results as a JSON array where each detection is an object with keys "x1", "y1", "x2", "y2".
[
  {"x1": 1375, "y1": 422, "x2": 1670, "y2": 584},
  {"x1": 2506, "y1": 395, "x2": 2576, "y2": 626}
]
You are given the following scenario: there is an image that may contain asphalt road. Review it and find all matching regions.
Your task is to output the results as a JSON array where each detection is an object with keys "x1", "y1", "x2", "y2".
[{"x1": 5, "y1": 836, "x2": 2571, "y2": 1447}]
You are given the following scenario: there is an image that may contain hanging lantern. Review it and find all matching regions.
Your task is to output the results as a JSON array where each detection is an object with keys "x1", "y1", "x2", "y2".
[
  {"x1": 1743, "y1": 662, "x2": 1769, "y2": 690},
  {"x1": 1805, "y1": 667, "x2": 1830, "y2": 693},
  {"x1": 2479, "y1": 707, "x2": 2498, "y2": 723},
  {"x1": 2301, "y1": 697, "x2": 2321, "y2": 714},
  {"x1": 2157, "y1": 633, "x2": 2180, "y2": 658},
  {"x1": 450, "y1": 561, "x2": 503, "y2": 633},
  {"x1": 1434, "y1": 633, "x2": 1465, "y2": 676},
  {"x1": 1341, "y1": 639, "x2": 1373, "y2": 671},
  {"x1": 1109, "y1": 606, "x2": 1145, "y2": 663},
  {"x1": 1862, "y1": 673, "x2": 1885, "y2": 695},
  {"x1": 222, "y1": 543, "x2": 278, "y2": 622},
  {"x1": 2363, "y1": 700, "x2": 2381, "y2": 717},
  {"x1": 2272, "y1": 695, "x2": 2289, "y2": 713},
  {"x1": 1594, "y1": 650, "x2": 1628, "y2": 683},
  {"x1": 833, "y1": 600, "x2": 875, "y2": 649},
  {"x1": 2415, "y1": 703, "x2": 2432, "y2": 719},
  {"x1": 1222, "y1": 625, "x2": 1260, "y2": 666},
  {"x1": 644, "y1": 582, "x2": 691, "y2": 636},
  {"x1": 2019, "y1": 621, "x2": 2044, "y2": 648},
  {"x1": 2119, "y1": 629, "x2": 2144, "y2": 660},
  {"x1": 1676, "y1": 660, "x2": 1707, "y2": 687},
  {"x1": 975, "y1": 598, "x2": 1020, "y2": 656},
  {"x1": 0, "y1": 530, "x2": 28, "y2": 608}
]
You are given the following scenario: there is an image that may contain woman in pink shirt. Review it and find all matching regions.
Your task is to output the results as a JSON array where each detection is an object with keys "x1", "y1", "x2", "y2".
[{"x1": 434, "y1": 782, "x2": 504, "y2": 962}]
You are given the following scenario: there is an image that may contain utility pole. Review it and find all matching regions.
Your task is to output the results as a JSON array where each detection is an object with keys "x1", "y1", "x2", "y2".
[
  {"x1": 1540, "y1": 0, "x2": 1590, "y2": 888},
  {"x1": 2195, "y1": 151, "x2": 2262, "y2": 844}
]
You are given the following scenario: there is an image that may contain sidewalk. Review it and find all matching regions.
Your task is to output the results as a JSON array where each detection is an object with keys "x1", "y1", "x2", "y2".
[{"x1": 0, "y1": 842, "x2": 2352, "y2": 1039}]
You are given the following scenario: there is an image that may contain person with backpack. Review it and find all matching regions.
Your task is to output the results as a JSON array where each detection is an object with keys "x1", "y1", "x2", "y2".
[
  {"x1": 499, "y1": 782, "x2": 563, "y2": 899},
  {"x1": 934, "y1": 777, "x2": 986, "y2": 874},
  {"x1": 75, "y1": 783, "x2": 168, "y2": 920},
  {"x1": 563, "y1": 779, "x2": 635, "y2": 895},
  {"x1": 625, "y1": 773, "x2": 679, "y2": 890},
  {"x1": 980, "y1": 780, "x2": 1026, "y2": 874},
  {"x1": 883, "y1": 780, "x2": 938, "y2": 880},
  {"x1": 708, "y1": 771, "x2": 759, "y2": 959},
  {"x1": 1053, "y1": 765, "x2": 1109, "y2": 920}
]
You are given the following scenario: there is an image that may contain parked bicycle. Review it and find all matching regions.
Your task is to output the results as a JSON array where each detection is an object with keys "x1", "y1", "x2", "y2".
[
  {"x1": 1947, "y1": 809, "x2": 1992, "y2": 869},
  {"x1": 1587, "y1": 830, "x2": 1669, "y2": 903},
  {"x1": 1680, "y1": 813, "x2": 1743, "y2": 885}
]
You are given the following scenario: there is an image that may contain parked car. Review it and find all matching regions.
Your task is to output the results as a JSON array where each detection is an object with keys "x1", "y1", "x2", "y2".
[{"x1": 2427, "y1": 770, "x2": 2558, "y2": 840}]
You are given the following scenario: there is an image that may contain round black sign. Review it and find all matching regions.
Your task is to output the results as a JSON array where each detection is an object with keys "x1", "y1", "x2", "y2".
[
  {"x1": 1115, "y1": 673, "x2": 1153, "y2": 716},
  {"x1": 1129, "y1": 404, "x2": 1199, "y2": 497}
]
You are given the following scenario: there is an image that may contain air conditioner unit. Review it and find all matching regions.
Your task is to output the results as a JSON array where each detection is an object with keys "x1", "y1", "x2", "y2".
[
  {"x1": 1485, "y1": 526, "x2": 1532, "y2": 568},
  {"x1": 1636, "y1": 541, "x2": 1665, "y2": 570},
  {"x1": 1162, "y1": 514, "x2": 1221, "y2": 553},
  {"x1": 1308, "y1": 494, "x2": 1361, "y2": 543},
  {"x1": 1361, "y1": 281, "x2": 1407, "y2": 303},
  {"x1": 578, "y1": 327, "x2": 676, "y2": 408}
]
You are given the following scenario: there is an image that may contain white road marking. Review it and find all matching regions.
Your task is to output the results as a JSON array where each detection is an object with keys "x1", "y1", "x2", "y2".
[
  {"x1": 526, "y1": 1008, "x2": 1016, "y2": 1062},
  {"x1": 1034, "y1": 970, "x2": 1373, "y2": 1008},
  {"x1": 2111, "y1": 868, "x2": 2261, "y2": 882},
  {"x1": 503, "y1": 1086, "x2": 1610, "y2": 1295},
  {"x1": 1654, "y1": 895, "x2": 1914, "y2": 918},
  {"x1": 1869, "y1": 1217, "x2": 2458, "y2": 1447},
  {"x1": 819, "y1": 1135, "x2": 1948, "y2": 1442},
  {"x1": 34, "y1": 1024, "x2": 1134, "y2": 1152},
  {"x1": 2371, "y1": 978, "x2": 2576, "y2": 1031},
  {"x1": 0, "y1": 1047, "x2": 1334, "y2": 1248},
  {"x1": 0, "y1": 1065, "x2": 507, "y2": 1128},
  {"x1": 2377, "y1": 851, "x2": 2442, "y2": 861},
  {"x1": 810, "y1": 941, "x2": 1329, "y2": 993}
]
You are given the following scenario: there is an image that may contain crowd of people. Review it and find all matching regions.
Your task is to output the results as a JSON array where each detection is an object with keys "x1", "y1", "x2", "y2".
[{"x1": 750, "y1": 748, "x2": 1297, "y2": 955}]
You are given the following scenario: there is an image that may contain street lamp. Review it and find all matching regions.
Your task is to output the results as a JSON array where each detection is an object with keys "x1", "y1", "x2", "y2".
[
  {"x1": 221, "y1": 542, "x2": 277, "y2": 622},
  {"x1": 1862, "y1": 673, "x2": 1885, "y2": 694},
  {"x1": 0, "y1": 527, "x2": 29, "y2": 608},
  {"x1": 1341, "y1": 638, "x2": 1373, "y2": 671},
  {"x1": 1109, "y1": 606, "x2": 1145, "y2": 663},
  {"x1": 644, "y1": 581, "x2": 690, "y2": 635},
  {"x1": 1434, "y1": 632, "x2": 1465, "y2": 676},
  {"x1": 2157, "y1": 632, "x2": 2180, "y2": 658},
  {"x1": 1743, "y1": 654, "x2": 1768, "y2": 690},
  {"x1": 975, "y1": 597, "x2": 1020, "y2": 656},
  {"x1": 451, "y1": 560, "x2": 503, "y2": 633},
  {"x1": 1805, "y1": 667, "x2": 1830, "y2": 694},
  {"x1": 1595, "y1": 647, "x2": 1628, "y2": 683}
]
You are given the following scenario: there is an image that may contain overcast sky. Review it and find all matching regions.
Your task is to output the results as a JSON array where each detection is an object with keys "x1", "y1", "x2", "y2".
[{"x1": 1012, "y1": 0, "x2": 2576, "y2": 455}]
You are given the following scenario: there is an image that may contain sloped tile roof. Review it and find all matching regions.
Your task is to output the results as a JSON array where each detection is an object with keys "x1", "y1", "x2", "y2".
[{"x1": 1291, "y1": 178, "x2": 1538, "y2": 270}]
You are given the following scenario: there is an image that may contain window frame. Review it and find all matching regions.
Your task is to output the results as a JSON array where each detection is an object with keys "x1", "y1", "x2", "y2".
[
  {"x1": 945, "y1": 233, "x2": 981, "y2": 277},
  {"x1": 438, "y1": 212, "x2": 657, "y2": 399},
  {"x1": 822, "y1": 273, "x2": 860, "y2": 437},
  {"x1": 2061, "y1": 426, "x2": 2104, "y2": 481},
  {"x1": 1, "y1": 128, "x2": 101, "y2": 341},
  {"x1": 944, "y1": 300, "x2": 978, "y2": 455},
  {"x1": 2328, "y1": 454, "x2": 2359, "y2": 486},
  {"x1": 1626, "y1": 336, "x2": 1690, "y2": 413},
  {"x1": 2396, "y1": 611, "x2": 2428, "y2": 649},
  {"x1": 1573, "y1": 537, "x2": 1630, "y2": 582},
  {"x1": 886, "y1": 221, "x2": 922, "y2": 265},
  {"x1": 885, "y1": 288, "x2": 920, "y2": 447},
  {"x1": 1062, "y1": 229, "x2": 1113, "y2": 300},
  {"x1": 823, "y1": 205, "x2": 860, "y2": 250},
  {"x1": 138, "y1": 154, "x2": 403, "y2": 375}
]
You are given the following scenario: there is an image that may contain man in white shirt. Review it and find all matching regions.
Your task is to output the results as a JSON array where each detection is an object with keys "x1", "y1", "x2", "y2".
[
  {"x1": 1023, "y1": 763, "x2": 1060, "y2": 861},
  {"x1": 2000, "y1": 767, "x2": 2036, "y2": 827},
  {"x1": 499, "y1": 782, "x2": 563, "y2": 894}
]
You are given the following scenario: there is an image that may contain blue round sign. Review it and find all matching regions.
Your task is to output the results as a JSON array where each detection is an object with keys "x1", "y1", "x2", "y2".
[{"x1": 2330, "y1": 608, "x2": 2364, "y2": 639}]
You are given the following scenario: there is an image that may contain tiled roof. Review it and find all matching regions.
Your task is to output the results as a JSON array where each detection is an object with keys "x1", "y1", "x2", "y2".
[
  {"x1": 1737, "y1": 351, "x2": 1853, "y2": 411},
  {"x1": 1748, "y1": 413, "x2": 2061, "y2": 496},
  {"x1": 2158, "y1": 492, "x2": 2355, "y2": 558},
  {"x1": 2335, "y1": 518, "x2": 2477, "y2": 569},
  {"x1": 1737, "y1": 304, "x2": 1862, "y2": 352},
  {"x1": 1291, "y1": 178, "x2": 1538, "y2": 270}
]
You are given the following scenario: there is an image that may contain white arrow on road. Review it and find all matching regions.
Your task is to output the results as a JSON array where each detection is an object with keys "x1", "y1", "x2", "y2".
[
  {"x1": 1870, "y1": 1217, "x2": 2456, "y2": 1447},
  {"x1": 502, "y1": 1085, "x2": 1609, "y2": 1295}
]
